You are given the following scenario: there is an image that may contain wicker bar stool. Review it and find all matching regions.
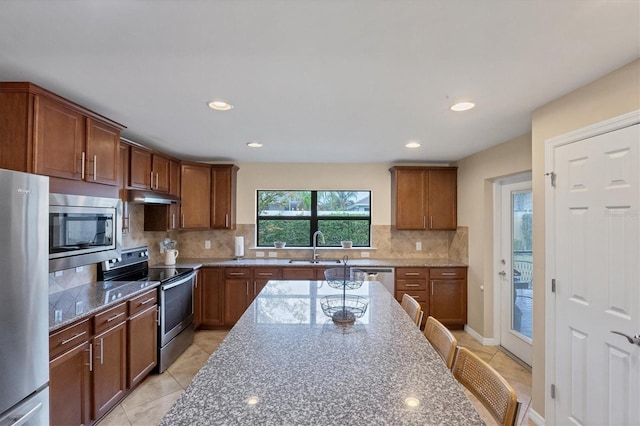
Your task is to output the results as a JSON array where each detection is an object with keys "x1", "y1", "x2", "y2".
[
  {"x1": 400, "y1": 294, "x2": 421, "y2": 327},
  {"x1": 423, "y1": 316, "x2": 457, "y2": 369},
  {"x1": 452, "y1": 347, "x2": 520, "y2": 426}
]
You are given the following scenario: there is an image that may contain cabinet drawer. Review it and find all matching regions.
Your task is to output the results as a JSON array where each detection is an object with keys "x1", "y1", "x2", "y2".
[
  {"x1": 253, "y1": 268, "x2": 282, "y2": 280},
  {"x1": 396, "y1": 279, "x2": 428, "y2": 291},
  {"x1": 128, "y1": 289, "x2": 158, "y2": 317},
  {"x1": 430, "y1": 268, "x2": 466, "y2": 279},
  {"x1": 225, "y1": 267, "x2": 251, "y2": 279},
  {"x1": 395, "y1": 290, "x2": 429, "y2": 304},
  {"x1": 396, "y1": 268, "x2": 428, "y2": 279},
  {"x1": 94, "y1": 302, "x2": 127, "y2": 334},
  {"x1": 282, "y1": 268, "x2": 315, "y2": 280},
  {"x1": 49, "y1": 319, "x2": 91, "y2": 360}
]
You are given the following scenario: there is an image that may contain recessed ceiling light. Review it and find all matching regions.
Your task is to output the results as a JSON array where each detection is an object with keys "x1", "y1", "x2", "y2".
[
  {"x1": 247, "y1": 142, "x2": 263, "y2": 148},
  {"x1": 405, "y1": 142, "x2": 421, "y2": 148},
  {"x1": 450, "y1": 101, "x2": 475, "y2": 112},
  {"x1": 208, "y1": 99, "x2": 233, "y2": 111},
  {"x1": 404, "y1": 397, "x2": 420, "y2": 408},
  {"x1": 246, "y1": 396, "x2": 259, "y2": 406}
]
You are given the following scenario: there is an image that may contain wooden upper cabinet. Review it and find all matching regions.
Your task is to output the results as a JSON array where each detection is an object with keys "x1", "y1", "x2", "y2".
[
  {"x1": 180, "y1": 162, "x2": 211, "y2": 229},
  {"x1": 390, "y1": 166, "x2": 457, "y2": 231},
  {"x1": 129, "y1": 146, "x2": 152, "y2": 189},
  {"x1": 428, "y1": 168, "x2": 457, "y2": 230},
  {"x1": 35, "y1": 95, "x2": 85, "y2": 180},
  {"x1": 211, "y1": 164, "x2": 238, "y2": 229},
  {"x1": 152, "y1": 154, "x2": 170, "y2": 192},
  {"x1": 86, "y1": 118, "x2": 120, "y2": 185},
  {"x1": 0, "y1": 82, "x2": 124, "y2": 186},
  {"x1": 169, "y1": 159, "x2": 181, "y2": 197}
]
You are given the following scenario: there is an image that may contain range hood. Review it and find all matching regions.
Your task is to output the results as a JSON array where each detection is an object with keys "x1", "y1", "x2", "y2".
[{"x1": 127, "y1": 189, "x2": 180, "y2": 205}]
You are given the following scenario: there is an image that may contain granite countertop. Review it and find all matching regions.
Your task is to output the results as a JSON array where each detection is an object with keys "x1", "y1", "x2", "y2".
[
  {"x1": 160, "y1": 280, "x2": 482, "y2": 425},
  {"x1": 49, "y1": 279, "x2": 160, "y2": 332},
  {"x1": 157, "y1": 257, "x2": 467, "y2": 269}
]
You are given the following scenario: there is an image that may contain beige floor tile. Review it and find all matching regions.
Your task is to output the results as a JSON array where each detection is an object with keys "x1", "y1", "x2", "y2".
[
  {"x1": 488, "y1": 351, "x2": 532, "y2": 386},
  {"x1": 166, "y1": 343, "x2": 211, "y2": 388},
  {"x1": 452, "y1": 330, "x2": 499, "y2": 358},
  {"x1": 124, "y1": 390, "x2": 183, "y2": 426},
  {"x1": 97, "y1": 404, "x2": 131, "y2": 426},
  {"x1": 194, "y1": 329, "x2": 228, "y2": 354},
  {"x1": 121, "y1": 372, "x2": 183, "y2": 411}
]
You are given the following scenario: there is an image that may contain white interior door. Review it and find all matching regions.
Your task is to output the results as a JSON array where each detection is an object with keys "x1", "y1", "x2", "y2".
[
  {"x1": 499, "y1": 180, "x2": 533, "y2": 365},
  {"x1": 551, "y1": 122, "x2": 639, "y2": 425}
]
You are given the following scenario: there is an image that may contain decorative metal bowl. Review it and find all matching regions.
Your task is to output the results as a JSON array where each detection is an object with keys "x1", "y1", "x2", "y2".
[
  {"x1": 320, "y1": 294, "x2": 369, "y2": 324},
  {"x1": 324, "y1": 267, "x2": 365, "y2": 290}
]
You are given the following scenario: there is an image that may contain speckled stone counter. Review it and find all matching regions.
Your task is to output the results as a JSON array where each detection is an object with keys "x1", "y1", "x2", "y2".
[
  {"x1": 160, "y1": 281, "x2": 482, "y2": 425},
  {"x1": 158, "y1": 257, "x2": 467, "y2": 268},
  {"x1": 49, "y1": 280, "x2": 160, "y2": 331}
]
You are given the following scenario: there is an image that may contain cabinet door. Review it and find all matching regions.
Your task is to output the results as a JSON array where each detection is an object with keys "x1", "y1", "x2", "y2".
[
  {"x1": 49, "y1": 341, "x2": 91, "y2": 426},
  {"x1": 224, "y1": 279, "x2": 250, "y2": 325},
  {"x1": 129, "y1": 146, "x2": 152, "y2": 189},
  {"x1": 428, "y1": 168, "x2": 457, "y2": 230},
  {"x1": 253, "y1": 267, "x2": 282, "y2": 300},
  {"x1": 169, "y1": 159, "x2": 181, "y2": 197},
  {"x1": 282, "y1": 268, "x2": 316, "y2": 280},
  {"x1": 211, "y1": 165, "x2": 237, "y2": 229},
  {"x1": 201, "y1": 268, "x2": 225, "y2": 326},
  {"x1": 152, "y1": 154, "x2": 170, "y2": 192},
  {"x1": 391, "y1": 168, "x2": 427, "y2": 230},
  {"x1": 34, "y1": 95, "x2": 85, "y2": 180},
  {"x1": 127, "y1": 305, "x2": 158, "y2": 388},
  {"x1": 86, "y1": 118, "x2": 120, "y2": 185},
  {"x1": 180, "y1": 163, "x2": 211, "y2": 229},
  {"x1": 92, "y1": 322, "x2": 127, "y2": 420},
  {"x1": 429, "y1": 279, "x2": 467, "y2": 327}
]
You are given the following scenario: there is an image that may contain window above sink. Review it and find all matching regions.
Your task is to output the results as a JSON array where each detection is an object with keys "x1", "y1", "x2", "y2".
[{"x1": 256, "y1": 190, "x2": 371, "y2": 248}]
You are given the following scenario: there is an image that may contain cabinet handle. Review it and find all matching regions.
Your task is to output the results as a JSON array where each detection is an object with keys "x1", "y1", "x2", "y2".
[
  {"x1": 150, "y1": 171, "x2": 154, "y2": 189},
  {"x1": 254, "y1": 282, "x2": 257, "y2": 294},
  {"x1": 440, "y1": 272, "x2": 457, "y2": 276},
  {"x1": 172, "y1": 214, "x2": 176, "y2": 229},
  {"x1": 405, "y1": 284, "x2": 420, "y2": 287},
  {"x1": 139, "y1": 297, "x2": 155, "y2": 306},
  {"x1": 404, "y1": 272, "x2": 420, "y2": 277},
  {"x1": 99, "y1": 337, "x2": 104, "y2": 365},
  {"x1": 257, "y1": 273, "x2": 273, "y2": 276},
  {"x1": 246, "y1": 282, "x2": 249, "y2": 296},
  {"x1": 181, "y1": 214, "x2": 185, "y2": 228},
  {"x1": 105, "y1": 312, "x2": 125, "y2": 322},
  {"x1": 229, "y1": 272, "x2": 245, "y2": 276},
  {"x1": 412, "y1": 295, "x2": 420, "y2": 300},
  {"x1": 430, "y1": 216, "x2": 433, "y2": 229},
  {"x1": 156, "y1": 307, "x2": 160, "y2": 326},
  {"x1": 225, "y1": 214, "x2": 229, "y2": 228},
  {"x1": 431, "y1": 281, "x2": 434, "y2": 295},
  {"x1": 86, "y1": 343, "x2": 93, "y2": 372},
  {"x1": 155, "y1": 172, "x2": 159, "y2": 189},
  {"x1": 60, "y1": 331, "x2": 87, "y2": 346},
  {"x1": 93, "y1": 155, "x2": 97, "y2": 181},
  {"x1": 81, "y1": 152, "x2": 86, "y2": 180}
]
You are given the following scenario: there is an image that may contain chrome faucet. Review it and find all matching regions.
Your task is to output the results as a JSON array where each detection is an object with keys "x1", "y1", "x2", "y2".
[{"x1": 312, "y1": 230, "x2": 325, "y2": 260}]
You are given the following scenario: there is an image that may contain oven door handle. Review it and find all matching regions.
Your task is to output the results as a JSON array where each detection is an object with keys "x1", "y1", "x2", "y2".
[{"x1": 160, "y1": 272, "x2": 196, "y2": 291}]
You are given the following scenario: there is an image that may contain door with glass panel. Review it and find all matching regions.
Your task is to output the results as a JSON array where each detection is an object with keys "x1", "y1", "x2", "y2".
[{"x1": 499, "y1": 180, "x2": 533, "y2": 365}]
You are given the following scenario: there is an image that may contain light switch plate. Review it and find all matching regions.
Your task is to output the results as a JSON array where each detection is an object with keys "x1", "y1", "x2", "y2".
[
  {"x1": 268, "y1": 251, "x2": 277, "y2": 258},
  {"x1": 205, "y1": 240, "x2": 211, "y2": 249},
  {"x1": 360, "y1": 252, "x2": 370, "y2": 258},
  {"x1": 416, "y1": 242, "x2": 422, "y2": 251},
  {"x1": 256, "y1": 251, "x2": 265, "y2": 258}
]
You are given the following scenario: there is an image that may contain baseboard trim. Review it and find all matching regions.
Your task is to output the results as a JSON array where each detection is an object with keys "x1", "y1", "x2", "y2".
[
  {"x1": 464, "y1": 324, "x2": 500, "y2": 346},
  {"x1": 528, "y1": 407, "x2": 545, "y2": 425}
]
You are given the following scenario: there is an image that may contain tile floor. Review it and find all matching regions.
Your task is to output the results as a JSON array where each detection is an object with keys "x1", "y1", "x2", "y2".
[{"x1": 99, "y1": 329, "x2": 533, "y2": 426}]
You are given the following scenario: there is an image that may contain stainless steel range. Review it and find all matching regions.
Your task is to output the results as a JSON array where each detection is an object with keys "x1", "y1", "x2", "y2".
[{"x1": 99, "y1": 246, "x2": 196, "y2": 373}]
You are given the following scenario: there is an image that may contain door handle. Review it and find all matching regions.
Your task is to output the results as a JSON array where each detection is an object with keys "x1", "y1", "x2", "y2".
[{"x1": 611, "y1": 331, "x2": 640, "y2": 346}]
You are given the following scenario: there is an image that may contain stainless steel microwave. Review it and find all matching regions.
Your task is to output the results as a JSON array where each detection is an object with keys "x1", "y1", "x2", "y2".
[{"x1": 49, "y1": 193, "x2": 122, "y2": 272}]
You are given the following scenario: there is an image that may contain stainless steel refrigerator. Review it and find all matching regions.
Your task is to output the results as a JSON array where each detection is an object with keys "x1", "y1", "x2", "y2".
[{"x1": 0, "y1": 169, "x2": 49, "y2": 425}]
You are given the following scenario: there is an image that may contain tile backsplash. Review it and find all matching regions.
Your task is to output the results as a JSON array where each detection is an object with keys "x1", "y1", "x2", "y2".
[{"x1": 50, "y1": 203, "x2": 468, "y2": 293}]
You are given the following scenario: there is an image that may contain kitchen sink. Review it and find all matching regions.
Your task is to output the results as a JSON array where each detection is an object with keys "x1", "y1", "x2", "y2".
[{"x1": 288, "y1": 259, "x2": 342, "y2": 264}]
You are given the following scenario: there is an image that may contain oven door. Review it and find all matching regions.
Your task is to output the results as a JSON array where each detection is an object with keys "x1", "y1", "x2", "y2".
[{"x1": 159, "y1": 272, "x2": 196, "y2": 346}]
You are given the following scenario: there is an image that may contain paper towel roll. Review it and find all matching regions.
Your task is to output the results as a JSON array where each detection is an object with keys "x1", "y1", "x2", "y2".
[{"x1": 234, "y1": 236, "x2": 244, "y2": 258}]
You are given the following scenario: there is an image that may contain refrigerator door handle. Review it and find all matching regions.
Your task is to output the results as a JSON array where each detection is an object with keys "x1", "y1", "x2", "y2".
[{"x1": 7, "y1": 401, "x2": 43, "y2": 426}]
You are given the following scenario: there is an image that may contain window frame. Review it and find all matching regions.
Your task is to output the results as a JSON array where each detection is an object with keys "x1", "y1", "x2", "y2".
[{"x1": 256, "y1": 190, "x2": 371, "y2": 248}]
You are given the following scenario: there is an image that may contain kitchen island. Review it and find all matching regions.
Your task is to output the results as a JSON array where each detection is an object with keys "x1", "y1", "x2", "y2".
[{"x1": 160, "y1": 280, "x2": 482, "y2": 425}]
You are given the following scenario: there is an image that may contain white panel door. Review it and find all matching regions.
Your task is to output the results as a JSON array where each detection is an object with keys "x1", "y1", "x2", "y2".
[{"x1": 553, "y1": 123, "x2": 639, "y2": 425}]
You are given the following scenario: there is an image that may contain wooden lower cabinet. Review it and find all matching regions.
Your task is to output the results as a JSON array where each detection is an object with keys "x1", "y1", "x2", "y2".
[
  {"x1": 252, "y1": 267, "x2": 282, "y2": 302},
  {"x1": 429, "y1": 267, "x2": 467, "y2": 329},
  {"x1": 127, "y1": 305, "x2": 158, "y2": 388},
  {"x1": 92, "y1": 321, "x2": 127, "y2": 419},
  {"x1": 49, "y1": 341, "x2": 91, "y2": 426},
  {"x1": 224, "y1": 279, "x2": 250, "y2": 324},
  {"x1": 200, "y1": 268, "x2": 225, "y2": 327}
]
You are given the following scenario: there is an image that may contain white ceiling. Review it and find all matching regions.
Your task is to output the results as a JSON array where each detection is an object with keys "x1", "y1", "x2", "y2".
[{"x1": 0, "y1": 1, "x2": 638, "y2": 164}]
